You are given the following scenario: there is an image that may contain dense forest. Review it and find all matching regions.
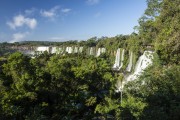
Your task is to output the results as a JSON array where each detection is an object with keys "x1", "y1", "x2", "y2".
[{"x1": 0, "y1": 0, "x2": 180, "y2": 119}]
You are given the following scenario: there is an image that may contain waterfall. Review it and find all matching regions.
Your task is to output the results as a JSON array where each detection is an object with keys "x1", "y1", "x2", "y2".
[
  {"x1": 51, "y1": 47, "x2": 57, "y2": 54},
  {"x1": 65, "y1": 46, "x2": 83, "y2": 54},
  {"x1": 116, "y1": 50, "x2": 154, "y2": 92},
  {"x1": 69, "y1": 47, "x2": 73, "y2": 53},
  {"x1": 96, "y1": 48, "x2": 106, "y2": 57},
  {"x1": 101, "y1": 48, "x2": 106, "y2": 53},
  {"x1": 55, "y1": 47, "x2": 62, "y2": 54},
  {"x1": 79, "y1": 47, "x2": 83, "y2": 53},
  {"x1": 113, "y1": 48, "x2": 124, "y2": 70},
  {"x1": 66, "y1": 47, "x2": 73, "y2": 54},
  {"x1": 126, "y1": 51, "x2": 154, "y2": 82},
  {"x1": 96, "y1": 48, "x2": 101, "y2": 57},
  {"x1": 66, "y1": 47, "x2": 69, "y2": 53},
  {"x1": 36, "y1": 46, "x2": 49, "y2": 53},
  {"x1": 126, "y1": 51, "x2": 133, "y2": 72},
  {"x1": 74, "y1": 47, "x2": 78, "y2": 53},
  {"x1": 119, "y1": 49, "x2": 124, "y2": 70},
  {"x1": 90, "y1": 47, "x2": 94, "y2": 55},
  {"x1": 113, "y1": 48, "x2": 120, "y2": 69}
]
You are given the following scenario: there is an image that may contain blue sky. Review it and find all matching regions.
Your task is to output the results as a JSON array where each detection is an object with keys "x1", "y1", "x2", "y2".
[{"x1": 0, "y1": 0, "x2": 147, "y2": 43}]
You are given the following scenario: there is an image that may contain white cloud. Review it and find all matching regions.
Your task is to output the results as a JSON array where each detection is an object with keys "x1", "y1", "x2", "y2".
[
  {"x1": 25, "y1": 8, "x2": 37, "y2": 15},
  {"x1": 40, "y1": 6, "x2": 60, "y2": 19},
  {"x1": 10, "y1": 32, "x2": 29, "y2": 43},
  {"x1": 61, "y1": 8, "x2": 71, "y2": 13},
  {"x1": 25, "y1": 18, "x2": 37, "y2": 29},
  {"x1": 41, "y1": 10, "x2": 55, "y2": 17},
  {"x1": 40, "y1": 6, "x2": 72, "y2": 21},
  {"x1": 87, "y1": 0, "x2": 100, "y2": 5},
  {"x1": 7, "y1": 14, "x2": 37, "y2": 30}
]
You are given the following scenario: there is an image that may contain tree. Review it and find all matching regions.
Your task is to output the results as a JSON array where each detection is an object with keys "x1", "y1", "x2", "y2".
[{"x1": 154, "y1": 0, "x2": 180, "y2": 64}]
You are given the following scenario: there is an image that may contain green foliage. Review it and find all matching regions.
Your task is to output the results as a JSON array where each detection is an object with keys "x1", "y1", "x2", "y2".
[
  {"x1": 0, "y1": 0, "x2": 179, "y2": 119},
  {"x1": 123, "y1": 62, "x2": 180, "y2": 120},
  {"x1": 95, "y1": 97, "x2": 119, "y2": 114},
  {"x1": 154, "y1": 0, "x2": 180, "y2": 64},
  {"x1": 0, "y1": 52, "x2": 115, "y2": 119},
  {"x1": 120, "y1": 94, "x2": 147, "y2": 120}
]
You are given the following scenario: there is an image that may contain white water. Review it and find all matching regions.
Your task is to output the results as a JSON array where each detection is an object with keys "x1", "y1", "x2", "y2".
[
  {"x1": 69, "y1": 47, "x2": 73, "y2": 53},
  {"x1": 113, "y1": 48, "x2": 120, "y2": 69},
  {"x1": 51, "y1": 47, "x2": 57, "y2": 54},
  {"x1": 96, "y1": 48, "x2": 101, "y2": 57},
  {"x1": 115, "y1": 50, "x2": 154, "y2": 92},
  {"x1": 115, "y1": 79, "x2": 124, "y2": 92},
  {"x1": 126, "y1": 51, "x2": 133, "y2": 72},
  {"x1": 36, "y1": 46, "x2": 49, "y2": 53},
  {"x1": 96, "y1": 48, "x2": 106, "y2": 57},
  {"x1": 66, "y1": 47, "x2": 73, "y2": 54},
  {"x1": 79, "y1": 47, "x2": 83, "y2": 53},
  {"x1": 119, "y1": 49, "x2": 125, "y2": 70},
  {"x1": 89, "y1": 47, "x2": 94, "y2": 55},
  {"x1": 101, "y1": 48, "x2": 106, "y2": 53},
  {"x1": 74, "y1": 47, "x2": 78, "y2": 53},
  {"x1": 126, "y1": 51, "x2": 154, "y2": 82},
  {"x1": 113, "y1": 48, "x2": 124, "y2": 70},
  {"x1": 56, "y1": 47, "x2": 62, "y2": 54},
  {"x1": 65, "y1": 47, "x2": 69, "y2": 53}
]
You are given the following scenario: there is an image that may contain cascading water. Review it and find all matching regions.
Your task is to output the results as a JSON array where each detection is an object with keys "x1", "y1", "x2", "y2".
[
  {"x1": 56, "y1": 47, "x2": 62, "y2": 54},
  {"x1": 66, "y1": 47, "x2": 73, "y2": 54},
  {"x1": 113, "y1": 48, "x2": 124, "y2": 70},
  {"x1": 101, "y1": 48, "x2": 106, "y2": 53},
  {"x1": 36, "y1": 46, "x2": 49, "y2": 53},
  {"x1": 119, "y1": 49, "x2": 124, "y2": 70},
  {"x1": 74, "y1": 47, "x2": 78, "y2": 53},
  {"x1": 126, "y1": 51, "x2": 154, "y2": 82},
  {"x1": 126, "y1": 51, "x2": 133, "y2": 72},
  {"x1": 115, "y1": 50, "x2": 154, "y2": 92},
  {"x1": 66, "y1": 47, "x2": 69, "y2": 53},
  {"x1": 69, "y1": 47, "x2": 73, "y2": 53},
  {"x1": 96, "y1": 48, "x2": 106, "y2": 57},
  {"x1": 96, "y1": 48, "x2": 101, "y2": 57},
  {"x1": 51, "y1": 47, "x2": 57, "y2": 54},
  {"x1": 79, "y1": 47, "x2": 83, "y2": 53},
  {"x1": 89, "y1": 47, "x2": 94, "y2": 55},
  {"x1": 11, "y1": 45, "x2": 155, "y2": 95},
  {"x1": 113, "y1": 48, "x2": 120, "y2": 70}
]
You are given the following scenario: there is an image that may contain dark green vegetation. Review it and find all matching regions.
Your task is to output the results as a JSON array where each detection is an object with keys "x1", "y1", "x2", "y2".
[{"x1": 0, "y1": 0, "x2": 180, "y2": 119}]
